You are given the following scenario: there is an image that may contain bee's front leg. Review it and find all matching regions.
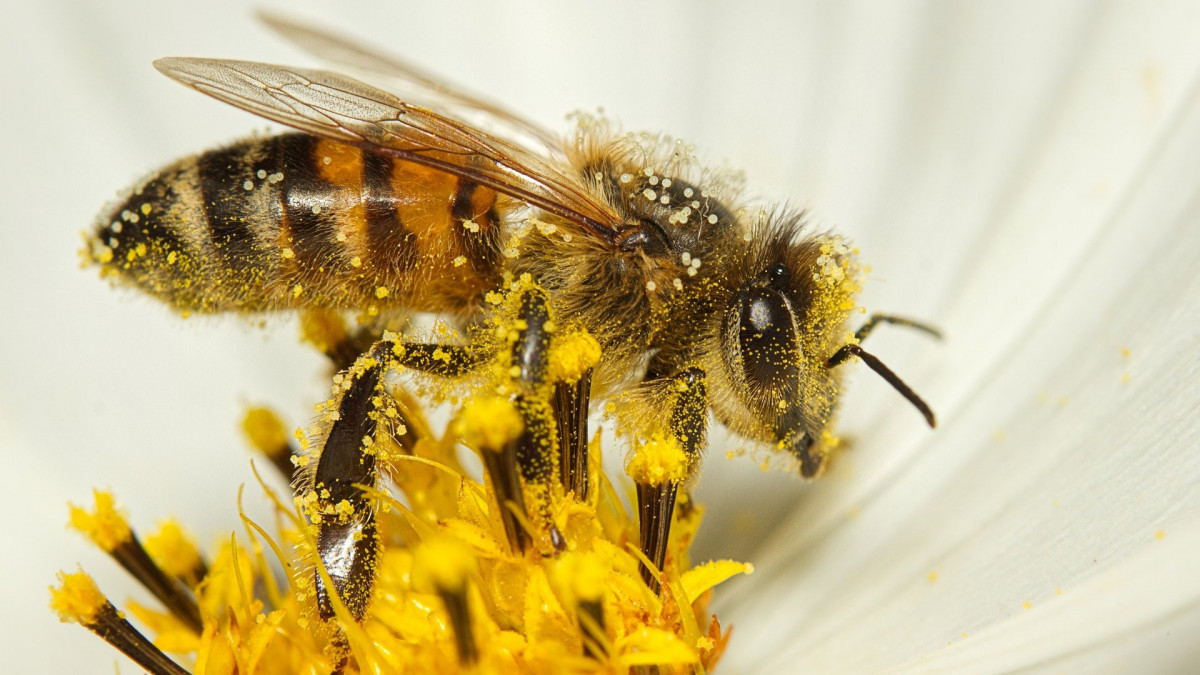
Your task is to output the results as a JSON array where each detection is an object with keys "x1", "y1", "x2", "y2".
[{"x1": 631, "y1": 367, "x2": 707, "y2": 592}]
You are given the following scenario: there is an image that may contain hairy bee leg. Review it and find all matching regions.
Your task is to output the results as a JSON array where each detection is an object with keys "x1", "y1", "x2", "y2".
[
  {"x1": 510, "y1": 288, "x2": 563, "y2": 551},
  {"x1": 311, "y1": 359, "x2": 385, "y2": 622},
  {"x1": 852, "y1": 313, "x2": 943, "y2": 343},
  {"x1": 387, "y1": 341, "x2": 479, "y2": 453},
  {"x1": 555, "y1": 369, "x2": 592, "y2": 500},
  {"x1": 310, "y1": 337, "x2": 482, "y2": 620},
  {"x1": 392, "y1": 342, "x2": 479, "y2": 377},
  {"x1": 637, "y1": 367, "x2": 707, "y2": 591}
]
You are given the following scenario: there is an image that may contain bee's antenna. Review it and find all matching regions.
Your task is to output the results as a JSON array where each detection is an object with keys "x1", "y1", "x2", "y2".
[{"x1": 827, "y1": 344, "x2": 936, "y2": 428}]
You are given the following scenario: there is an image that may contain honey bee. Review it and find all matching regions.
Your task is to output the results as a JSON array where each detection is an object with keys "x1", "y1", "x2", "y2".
[{"x1": 88, "y1": 15, "x2": 937, "y2": 623}]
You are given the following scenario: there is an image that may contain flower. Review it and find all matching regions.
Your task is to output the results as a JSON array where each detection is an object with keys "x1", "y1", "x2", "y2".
[
  {"x1": 55, "y1": 415, "x2": 751, "y2": 672},
  {"x1": 6, "y1": 3, "x2": 1200, "y2": 673}
]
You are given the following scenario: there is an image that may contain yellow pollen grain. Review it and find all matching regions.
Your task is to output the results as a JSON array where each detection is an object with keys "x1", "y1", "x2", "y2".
[
  {"x1": 412, "y1": 537, "x2": 477, "y2": 594},
  {"x1": 49, "y1": 570, "x2": 107, "y2": 625},
  {"x1": 166, "y1": 251, "x2": 177, "y2": 264},
  {"x1": 140, "y1": 203, "x2": 151, "y2": 215},
  {"x1": 627, "y1": 435, "x2": 689, "y2": 486},
  {"x1": 375, "y1": 286, "x2": 390, "y2": 299},
  {"x1": 281, "y1": 247, "x2": 295, "y2": 260},
  {"x1": 453, "y1": 255, "x2": 466, "y2": 267},
  {"x1": 292, "y1": 284, "x2": 303, "y2": 297},
  {"x1": 68, "y1": 490, "x2": 131, "y2": 552},
  {"x1": 143, "y1": 520, "x2": 202, "y2": 579},
  {"x1": 456, "y1": 396, "x2": 523, "y2": 449},
  {"x1": 1155, "y1": 529, "x2": 1166, "y2": 540},
  {"x1": 350, "y1": 256, "x2": 362, "y2": 268},
  {"x1": 927, "y1": 571, "x2": 938, "y2": 583},
  {"x1": 1022, "y1": 601, "x2": 1033, "y2": 610},
  {"x1": 242, "y1": 407, "x2": 288, "y2": 457},
  {"x1": 547, "y1": 330, "x2": 602, "y2": 383},
  {"x1": 552, "y1": 552, "x2": 607, "y2": 604}
]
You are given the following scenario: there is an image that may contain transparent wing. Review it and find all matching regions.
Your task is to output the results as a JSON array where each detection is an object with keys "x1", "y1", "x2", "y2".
[
  {"x1": 257, "y1": 11, "x2": 563, "y2": 155},
  {"x1": 154, "y1": 57, "x2": 621, "y2": 240}
]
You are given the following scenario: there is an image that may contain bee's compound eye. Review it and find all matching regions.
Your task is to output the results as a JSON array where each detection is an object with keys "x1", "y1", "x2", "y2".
[{"x1": 731, "y1": 284, "x2": 799, "y2": 389}]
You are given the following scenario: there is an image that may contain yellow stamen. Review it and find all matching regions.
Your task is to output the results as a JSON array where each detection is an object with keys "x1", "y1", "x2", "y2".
[{"x1": 68, "y1": 490, "x2": 130, "y2": 552}]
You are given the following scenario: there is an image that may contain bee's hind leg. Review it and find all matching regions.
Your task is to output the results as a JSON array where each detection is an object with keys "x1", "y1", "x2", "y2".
[{"x1": 304, "y1": 336, "x2": 480, "y2": 623}]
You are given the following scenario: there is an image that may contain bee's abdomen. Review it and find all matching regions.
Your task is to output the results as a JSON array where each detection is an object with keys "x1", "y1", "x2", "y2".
[{"x1": 89, "y1": 133, "x2": 504, "y2": 314}]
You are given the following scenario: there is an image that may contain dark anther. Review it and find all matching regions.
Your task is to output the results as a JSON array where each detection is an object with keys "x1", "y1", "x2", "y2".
[
  {"x1": 637, "y1": 481, "x2": 679, "y2": 593},
  {"x1": 478, "y1": 436, "x2": 531, "y2": 554},
  {"x1": 555, "y1": 371, "x2": 592, "y2": 499}
]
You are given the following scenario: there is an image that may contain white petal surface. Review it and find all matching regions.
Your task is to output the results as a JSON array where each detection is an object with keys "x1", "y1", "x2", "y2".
[
  {"x1": 724, "y1": 3, "x2": 1200, "y2": 672},
  {"x1": 3, "y1": 2, "x2": 1198, "y2": 673}
]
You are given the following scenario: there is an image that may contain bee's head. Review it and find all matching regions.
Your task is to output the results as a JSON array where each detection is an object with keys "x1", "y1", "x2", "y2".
[
  {"x1": 710, "y1": 214, "x2": 936, "y2": 477},
  {"x1": 708, "y1": 216, "x2": 860, "y2": 477}
]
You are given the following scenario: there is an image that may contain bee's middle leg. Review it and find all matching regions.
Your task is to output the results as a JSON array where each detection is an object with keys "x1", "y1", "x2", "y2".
[{"x1": 634, "y1": 367, "x2": 708, "y2": 591}]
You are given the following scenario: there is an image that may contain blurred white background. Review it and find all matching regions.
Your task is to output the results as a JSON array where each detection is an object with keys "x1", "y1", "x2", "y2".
[{"x1": 3, "y1": 1, "x2": 1199, "y2": 673}]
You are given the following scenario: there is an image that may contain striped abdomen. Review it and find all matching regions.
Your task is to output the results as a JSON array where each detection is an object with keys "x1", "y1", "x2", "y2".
[{"x1": 89, "y1": 133, "x2": 505, "y2": 315}]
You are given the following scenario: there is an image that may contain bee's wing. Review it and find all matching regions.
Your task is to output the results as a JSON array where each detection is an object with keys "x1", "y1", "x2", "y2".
[
  {"x1": 257, "y1": 11, "x2": 562, "y2": 154},
  {"x1": 154, "y1": 58, "x2": 621, "y2": 241}
]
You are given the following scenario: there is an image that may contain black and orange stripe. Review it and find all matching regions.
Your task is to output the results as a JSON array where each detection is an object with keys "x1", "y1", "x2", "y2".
[{"x1": 90, "y1": 132, "x2": 505, "y2": 315}]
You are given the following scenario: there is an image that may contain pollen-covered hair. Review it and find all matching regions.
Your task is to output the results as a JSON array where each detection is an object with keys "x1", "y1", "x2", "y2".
[
  {"x1": 512, "y1": 113, "x2": 752, "y2": 391},
  {"x1": 694, "y1": 208, "x2": 861, "y2": 467}
]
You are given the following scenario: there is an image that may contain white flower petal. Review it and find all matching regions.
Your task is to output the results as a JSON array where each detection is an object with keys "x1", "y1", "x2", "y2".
[
  {"x1": 724, "y1": 3, "x2": 1200, "y2": 671},
  {"x1": 6, "y1": 2, "x2": 1198, "y2": 673}
]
